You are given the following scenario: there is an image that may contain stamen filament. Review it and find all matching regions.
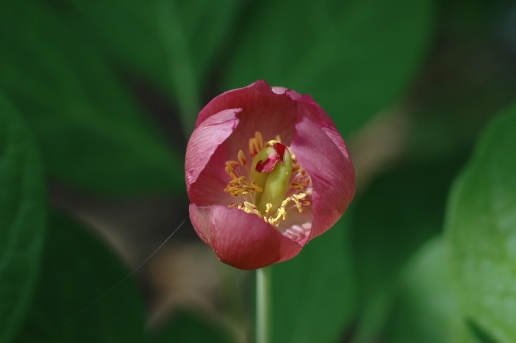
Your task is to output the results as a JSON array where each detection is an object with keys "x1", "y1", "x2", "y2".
[{"x1": 224, "y1": 132, "x2": 311, "y2": 227}]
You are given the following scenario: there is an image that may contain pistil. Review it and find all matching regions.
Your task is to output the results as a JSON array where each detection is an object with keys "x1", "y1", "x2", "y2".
[
  {"x1": 251, "y1": 144, "x2": 292, "y2": 213},
  {"x1": 224, "y1": 132, "x2": 311, "y2": 227}
]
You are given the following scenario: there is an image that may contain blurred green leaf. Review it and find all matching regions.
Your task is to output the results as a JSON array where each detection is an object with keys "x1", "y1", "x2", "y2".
[
  {"x1": 467, "y1": 319, "x2": 498, "y2": 343},
  {"x1": 269, "y1": 215, "x2": 355, "y2": 343},
  {"x1": 386, "y1": 237, "x2": 478, "y2": 343},
  {"x1": 353, "y1": 155, "x2": 467, "y2": 296},
  {"x1": 17, "y1": 211, "x2": 145, "y2": 343},
  {"x1": 224, "y1": 0, "x2": 434, "y2": 136},
  {"x1": 437, "y1": 0, "x2": 509, "y2": 32},
  {"x1": 0, "y1": 0, "x2": 184, "y2": 195},
  {"x1": 446, "y1": 102, "x2": 516, "y2": 343},
  {"x1": 0, "y1": 95, "x2": 46, "y2": 343},
  {"x1": 151, "y1": 311, "x2": 232, "y2": 343},
  {"x1": 59, "y1": 0, "x2": 241, "y2": 133},
  {"x1": 408, "y1": 12, "x2": 516, "y2": 163},
  {"x1": 351, "y1": 155, "x2": 467, "y2": 341}
]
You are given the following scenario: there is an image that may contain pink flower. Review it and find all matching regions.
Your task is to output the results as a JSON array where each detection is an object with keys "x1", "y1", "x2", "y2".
[{"x1": 185, "y1": 80, "x2": 355, "y2": 270}]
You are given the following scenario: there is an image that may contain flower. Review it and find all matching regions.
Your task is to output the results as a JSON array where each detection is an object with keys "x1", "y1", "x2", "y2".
[{"x1": 185, "y1": 80, "x2": 355, "y2": 270}]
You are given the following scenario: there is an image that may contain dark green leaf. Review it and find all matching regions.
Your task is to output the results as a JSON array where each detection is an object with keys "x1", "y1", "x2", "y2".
[
  {"x1": 270, "y1": 215, "x2": 356, "y2": 343},
  {"x1": 467, "y1": 319, "x2": 498, "y2": 343},
  {"x1": 0, "y1": 0, "x2": 184, "y2": 195},
  {"x1": 408, "y1": 0, "x2": 516, "y2": 163},
  {"x1": 446, "y1": 102, "x2": 516, "y2": 343},
  {"x1": 59, "y1": 0, "x2": 241, "y2": 132},
  {"x1": 151, "y1": 311, "x2": 232, "y2": 343},
  {"x1": 224, "y1": 0, "x2": 434, "y2": 136},
  {"x1": 0, "y1": 95, "x2": 46, "y2": 343},
  {"x1": 353, "y1": 156, "x2": 466, "y2": 295},
  {"x1": 351, "y1": 155, "x2": 467, "y2": 341},
  {"x1": 386, "y1": 237, "x2": 477, "y2": 343},
  {"x1": 17, "y1": 211, "x2": 145, "y2": 343}
]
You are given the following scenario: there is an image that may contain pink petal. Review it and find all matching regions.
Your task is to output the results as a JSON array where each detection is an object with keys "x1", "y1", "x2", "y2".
[
  {"x1": 292, "y1": 93, "x2": 351, "y2": 160},
  {"x1": 291, "y1": 115, "x2": 355, "y2": 241},
  {"x1": 196, "y1": 81, "x2": 298, "y2": 160},
  {"x1": 197, "y1": 81, "x2": 269, "y2": 126},
  {"x1": 278, "y1": 210, "x2": 313, "y2": 246},
  {"x1": 185, "y1": 109, "x2": 240, "y2": 206},
  {"x1": 187, "y1": 80, "x2": 355, "y2": 269},
  {"x1": 190, "y1": 204, "x2": 303, "y2": 270}
]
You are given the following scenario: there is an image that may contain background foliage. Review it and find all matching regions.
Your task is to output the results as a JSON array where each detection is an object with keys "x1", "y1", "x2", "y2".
[{"x1": 1, "y1": 0, "x2": 516, "y2": 342}]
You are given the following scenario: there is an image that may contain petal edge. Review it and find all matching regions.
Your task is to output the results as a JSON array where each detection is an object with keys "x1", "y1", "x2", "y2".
[{"x1": 189, "y1": 204, "x2": 303, "y2": 270}]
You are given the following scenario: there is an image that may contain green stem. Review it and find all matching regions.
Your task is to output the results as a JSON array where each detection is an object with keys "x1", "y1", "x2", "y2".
[{"x1": 256, "y1": 267, "x2": 272, "y2": 343}]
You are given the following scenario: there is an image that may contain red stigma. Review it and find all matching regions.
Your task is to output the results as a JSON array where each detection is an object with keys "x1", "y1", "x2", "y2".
[{"x1": 255, "y1": 143, "x2": 287, "y2": 173}]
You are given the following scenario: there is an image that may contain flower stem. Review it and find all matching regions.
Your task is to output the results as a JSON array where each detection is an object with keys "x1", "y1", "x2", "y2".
[{"x1": 256, "y1": 267, "x2": 272, "y2": 343}]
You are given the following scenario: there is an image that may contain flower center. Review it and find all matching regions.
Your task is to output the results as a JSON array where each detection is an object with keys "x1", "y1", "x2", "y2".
[{"x1": 224, "y1": 132, "x2": 311, "y2": 226}]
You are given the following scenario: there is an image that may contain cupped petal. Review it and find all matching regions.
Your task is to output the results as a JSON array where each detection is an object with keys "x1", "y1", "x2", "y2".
[
  {"x1": 291, "y1": 93, "x2": 351, "y2": 160},
  {"x1": 187, "y1": 80, "x2": 355, "y2": 269},
  {"x1": 278, "y1": 210, "x2": 313, "y2": 246},
  {"x1": 186, "y1": 109, "x2": 240, "y2": 206},
  {"x1": 197, "y1": 81, "x2": 298, "y2": 158},
  {"x1": 197, "y1": 80, "x2": 269, "y2": 126},
  {"x1": 291, "y1": 115, "x2": 355, "y2": 241},
  {"x1": 189, "y1": 204, "x2": 303, "y2": 270}
]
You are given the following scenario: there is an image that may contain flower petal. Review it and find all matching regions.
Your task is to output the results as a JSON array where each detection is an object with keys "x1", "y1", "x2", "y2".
[
  {"x1": 189, "y1": 204, "x2": 303, "y2": 270},
  {"x1": 291, "y1": 93, "x2": 351, "y2": 160},
  {"x1": 197, "y1": 81, "x2": 298, "y2": 158},
  {"x1": 291, "y1": 115, "x2": 355, "y2": 240},
  {"x1": 186, "y1": 109, "x2": 240, "y2": 206},
  {"x1": 187, "y1": 80, "x2": 355, "y2": 269},
  {"x1": 278, "y1": 210, "x2": 313, "y2": 245}
]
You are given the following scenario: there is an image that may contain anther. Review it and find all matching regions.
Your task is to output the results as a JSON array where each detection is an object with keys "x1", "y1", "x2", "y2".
[
  {"x1": 238, "y1": 150, "x2": 247, "y2": 166},
  {"x1": 224, "y1": 131, "x2": 312, "y2": 227}
]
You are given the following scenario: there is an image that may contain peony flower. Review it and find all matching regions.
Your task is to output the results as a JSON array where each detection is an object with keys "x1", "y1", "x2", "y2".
[{"x1": 185, "y1": 80, "x2": 355, "y2": 270}]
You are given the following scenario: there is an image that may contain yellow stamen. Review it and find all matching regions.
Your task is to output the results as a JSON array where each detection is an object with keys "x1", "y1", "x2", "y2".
[
  {"x1": 291, "y1": 182, "x2": 305, "y2": 189},
  {"x1": 237, "y1": 150, "x2": 247, "y2": 166},
  {"x1": 256, "y1": 132, "x2": 263, "y2": 149},
  {"x1": 281, "y1": 197, "x2": 291, "y2": 208},
  {"x1": 224, "y1": 175, "x2": 263, "y2": 197},
  {"x1": 291, "y1": 193, "x2": 307, "y2": 212},
  {"x1": 294, "y1": 193, "x2": 306, "y2": 200},
  {"x1": 267, "y1": 139, "x2": 280, "y2": 146},
  {"x1": 225, "y1": 161, "x2": 239, "y2": 175},
  {"x1": 269, "y1": 207, "x2": 287, "y2": 226},
  {"x1": 224, "y1": 131, "x2": 311, "y2": 227},
  {"x1": 249, "y1": 131, "x2": 264, "y2": 157}
]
